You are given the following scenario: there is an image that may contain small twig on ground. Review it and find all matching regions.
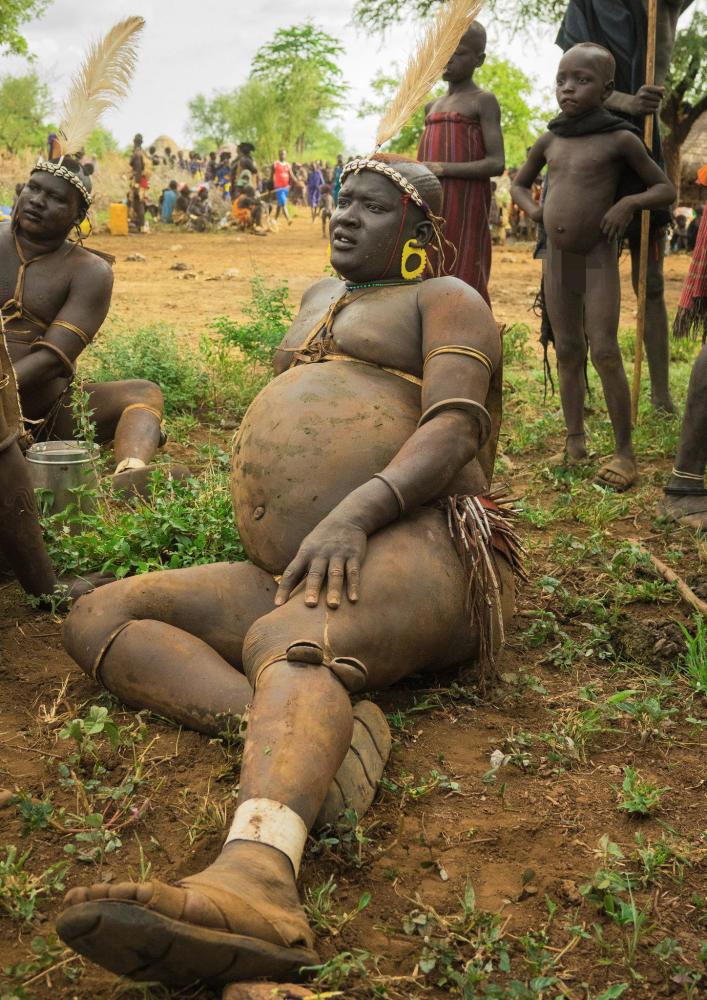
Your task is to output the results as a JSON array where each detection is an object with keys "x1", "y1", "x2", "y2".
[{"x1": 627, "y1": 538, "x2": 707, "y2": 616}]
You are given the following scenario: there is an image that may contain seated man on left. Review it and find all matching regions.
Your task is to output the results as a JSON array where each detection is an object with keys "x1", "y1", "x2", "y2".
[{"x1": 1, "y1": 156, "x2": 171, "y2": 496}]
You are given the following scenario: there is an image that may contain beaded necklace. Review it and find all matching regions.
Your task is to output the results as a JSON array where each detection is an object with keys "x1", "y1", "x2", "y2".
[{"x1": 344, "y1": 278, "x2": 422, "y2": 291}]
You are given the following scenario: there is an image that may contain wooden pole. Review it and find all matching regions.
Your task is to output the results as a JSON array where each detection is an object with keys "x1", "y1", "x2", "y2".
[{"x1": 630, "y1": 0, "x2": 658, "y2": 424}]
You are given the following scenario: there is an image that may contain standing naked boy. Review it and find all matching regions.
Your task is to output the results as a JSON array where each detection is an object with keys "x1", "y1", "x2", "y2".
[
  {"x1": 417, "y1": 22, "x2": 504, "y2": 308},
  {"x1": 511, "y1": 43, "x2": 675, "y2": 490}
]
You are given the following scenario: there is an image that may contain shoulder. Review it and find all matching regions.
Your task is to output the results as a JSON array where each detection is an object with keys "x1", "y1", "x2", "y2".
[
  {"x1": 300, "y1": 276, "x2": 342, "y2": 307},
  {"x1": 476, "y1": 89, "x2": 501, "y2": 114},
  {"x1": 613, "y1": 129, "x2": 647, "y2": 154},
  {"x1": 418, "y1": 277, "x2": 500, "y2": 356},
  {"x1": 68, "y1": 245, "x2": 114, "y2": 294}
]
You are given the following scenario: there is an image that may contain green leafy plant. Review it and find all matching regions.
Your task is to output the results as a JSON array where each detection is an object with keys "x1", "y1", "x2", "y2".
[
  {"x1": 677, "y1": 615, "x2": 707, "y2": 697},
  {"x1": 0, "y1": 847, "x2": 68, "y2": 923},
  {"x1": 616, "y1": 766, "x2": 670, "y2": 816},
  {"x1": 209, "y1": 276, "x2": 292, "y2": 365}
]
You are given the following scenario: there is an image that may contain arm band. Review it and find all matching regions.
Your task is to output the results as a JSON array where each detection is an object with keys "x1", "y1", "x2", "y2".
[
  {"x1": 418, "y1": 397, "x2": 492, "y2": 448},
  {"x1": 29, "y1": 339, "x2": 76, "y2": 377},
  {"x1": 373, "y1": 472, "x2": 406, "y2": 517},
  {"x1": 423, "y1": 345, "x2": 494, "y2": 376},
  {"x1": 52, "y1": 320, "x2": 92, "y2": 348}
]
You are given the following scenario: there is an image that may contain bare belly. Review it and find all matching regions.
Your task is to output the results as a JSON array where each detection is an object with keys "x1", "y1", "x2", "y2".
[
  {"x1": 543, "y1": 187, "x2": 613, "y2": 255},
  {"x1": 231, "y1": 362, "x2": 422, "y2": 574}
]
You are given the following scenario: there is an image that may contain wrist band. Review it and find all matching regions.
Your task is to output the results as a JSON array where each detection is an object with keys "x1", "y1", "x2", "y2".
[
  {"x1": 52, "y1": 320, "x2": 91, "y2": 348},
  {"x1": 418, "y1": 397, "x2": 492, "y2": 448},
  {"x1": 373, "y1": 472, "x2": 406, "y2": 516},
  {"x1": 30, "y1": 339, "x2": 75, "y2": 377},
  {"x1": 224, "y1": 797, "x2": 308, "y2": 877}
]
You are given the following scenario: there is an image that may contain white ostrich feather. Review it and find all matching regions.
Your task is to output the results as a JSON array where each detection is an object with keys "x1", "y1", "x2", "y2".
[
  {"x1": 58, "y1": 16, "x2": 145, "y2": 158},
  {"x1": 375, "y1": 0, "x2": 483, "y2": 150}
]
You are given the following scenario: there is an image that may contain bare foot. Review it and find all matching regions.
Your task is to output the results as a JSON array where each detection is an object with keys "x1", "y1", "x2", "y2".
[
  {"x1": 657, "y1": 491, "x2": 707, "y2": 530},
  {"x1": 650, "y1": 392, "x2": 677, "y2": 416},
  {"x1": 549, "y1": 433, "x2": 589, "y2": 467},
  {"x1": 594, "y1": 455, "x2": 638, "y2": 492},
  {"x1": 57, "y1": 841, "x2": 317, "y2": 987}
]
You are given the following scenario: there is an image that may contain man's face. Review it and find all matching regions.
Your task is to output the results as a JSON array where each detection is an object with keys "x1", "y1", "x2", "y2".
[
  {"x1": 330, "y1": 171, "x2": 422, "y2": 282},
  {"x1": 279, "y1": 149, "x2": 286, "y2": 161},
  {"x1": 443, "y1": 34, "x2": 483, "y2": 82},
  {"x1": 16, "y1": 171, "x2": 83, "y2": 240},
  {"x1": 556, "y1": 50, "x2": 612, "y2": 116}
]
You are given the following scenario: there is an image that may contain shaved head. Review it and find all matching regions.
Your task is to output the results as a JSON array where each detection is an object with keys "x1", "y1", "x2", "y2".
[
  {"x1": 563, "y1": 42, "x2": 615, "y2": 83},
  {"x1": 461, "y1": 20, "x2": 486, "y2": 53}
]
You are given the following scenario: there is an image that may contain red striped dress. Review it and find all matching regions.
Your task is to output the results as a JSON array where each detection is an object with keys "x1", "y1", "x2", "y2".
[{"x1": 417, "y1": 112, "x2": 492, "y2": 306}]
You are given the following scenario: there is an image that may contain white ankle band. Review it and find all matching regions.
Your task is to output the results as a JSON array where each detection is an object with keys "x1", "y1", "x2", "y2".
[
  {"x1": 224, "y1": 798, "x2": 308, "y2": 877},
  {"x1": 115, "y1": 457, "x2": 147, "y2": 474}
]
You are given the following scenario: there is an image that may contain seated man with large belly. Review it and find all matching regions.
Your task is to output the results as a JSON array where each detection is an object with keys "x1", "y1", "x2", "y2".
[
  {"x1": 1, "y1": 157, "x2": 172, "y2": 498},
  {"x1": 56, "y1": 155, "x2": 523, "y2": 987}
]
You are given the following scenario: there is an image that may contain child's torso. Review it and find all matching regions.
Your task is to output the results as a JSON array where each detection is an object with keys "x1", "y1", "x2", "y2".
[{"x1": 543, "y1": 132, "x2": 625, "y2": 254}]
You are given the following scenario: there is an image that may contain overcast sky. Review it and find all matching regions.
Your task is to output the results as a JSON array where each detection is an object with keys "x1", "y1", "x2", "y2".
[{"x1": 3, "y1": 0, "x2": 695, "y2": 155}]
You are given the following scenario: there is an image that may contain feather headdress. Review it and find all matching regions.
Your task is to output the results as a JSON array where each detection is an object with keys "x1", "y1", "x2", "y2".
[
  {"x1": 32, "y1": 17, "x2": 144, "y2": 207},
  {"x1": 57, "y1": 16, "x2": 144, "y2": 157},
  {"x1": 375, "y1": 0, "x2": 483, "y2": 151}
]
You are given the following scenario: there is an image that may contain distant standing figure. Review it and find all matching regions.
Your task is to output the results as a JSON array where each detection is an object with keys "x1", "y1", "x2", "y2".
[
  {"x1": 161, "y1": 180, "x2": 178, "y2": 223},
  {"x1": 307, "y1": 163, "x2": 324, "y2": 220},
  {"x1": 272, "y1": 149, "x2": 293, "y2": 225},
  {"x1": 333, "y1": 154, "x2": 344, "y2": 205},
  {"x1": 319, "y1": 183, "x2": 334, "y2": 238},
  {"x1": 129, "y1": 133, "x2": 149, "y2": 233},
  {"x1": 417, "y1": 21, "x2": 505, "y2": 307}
]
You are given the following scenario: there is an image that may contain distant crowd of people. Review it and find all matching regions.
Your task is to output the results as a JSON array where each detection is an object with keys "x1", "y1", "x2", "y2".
[{"x1": 127, "y1": 134, "x2": 345, "y2": 238}]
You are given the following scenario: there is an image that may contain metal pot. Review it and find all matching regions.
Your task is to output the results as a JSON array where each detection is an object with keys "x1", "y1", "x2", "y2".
[{"x1": 25, "y1": 440, "x2": 100, "y2": 516}]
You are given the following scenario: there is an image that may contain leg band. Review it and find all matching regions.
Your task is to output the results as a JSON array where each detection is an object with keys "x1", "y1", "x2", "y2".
[
  {"x1": 122, "y1": 402, "x2": 163, "y2": 421},
  {"x1": 252, "y1": 641, "x2": 368, "y2": 693},
  {"x1": 115, "y1": 456, "x2": 147, "y2": 474},
  {"x1": 224, "y1": 798, "x2": 308, "y2": 877},
  {"x1": 90, "y1": 619, "x2": 135, "y2": 683}
]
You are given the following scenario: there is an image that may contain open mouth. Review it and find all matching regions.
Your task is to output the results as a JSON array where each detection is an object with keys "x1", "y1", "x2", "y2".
[{"x1": 332, "y1": 231, "x2": 356, "y2": 249}]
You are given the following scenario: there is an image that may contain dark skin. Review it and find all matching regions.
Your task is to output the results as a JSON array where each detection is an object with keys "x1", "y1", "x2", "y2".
[
  {"x1": 57, "y1": 168, "x2": 506, "y2": 985},
  {"x1": 422, "y1": 23, "x2": 504, "y2": 181},
  {"x1": 658, "y1": 344, "x2": 707, "y2": 528},
  {"x1": 511, "y1": 46, "x2": 675, "y2": 489},
  {"x1": 4, "y1": 172, "x2": 164, "y2": 474}
]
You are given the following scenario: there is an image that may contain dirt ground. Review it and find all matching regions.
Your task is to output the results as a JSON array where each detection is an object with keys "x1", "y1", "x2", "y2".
[{"x1": 0, "y1": 216, "x2": 704, "y2": 1000}]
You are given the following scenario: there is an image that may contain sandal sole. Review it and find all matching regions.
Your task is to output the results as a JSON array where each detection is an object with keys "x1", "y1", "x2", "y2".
[{"x1": 56, "y1": 900, "x2": 318, "y2": 987}]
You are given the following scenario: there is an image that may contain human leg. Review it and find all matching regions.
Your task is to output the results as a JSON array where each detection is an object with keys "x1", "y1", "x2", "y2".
[
  {"x1": 63, "y1": 561, "x2": 276, "y2": 732},
  {"x1": 585, "y1": 241, "x2": 637, "y2": 490},
  {"x1": 543, "y1": 243, "x2": 589, "y2": 463},
  {"x1": 658, "y1": 344, "x2": 707, "y2": 528},
  {"x1": 57, "y1": 510, "x2": 514, "y2": 984},
  {"x1": 630, "y1": 232, "x2": 675, "y2": 413}
]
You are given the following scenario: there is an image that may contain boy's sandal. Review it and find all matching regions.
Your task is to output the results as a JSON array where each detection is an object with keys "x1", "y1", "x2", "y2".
[{"x1": 594, "y1": 458, "x2": 638, "y2": 492}]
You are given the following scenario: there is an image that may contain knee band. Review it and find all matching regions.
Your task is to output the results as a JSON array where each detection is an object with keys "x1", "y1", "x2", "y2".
[
  {"x1": 85, "y1": 619, "x2": 135, "y2": 684},
  {"x1": 247, "y1": 638, "x2": 368, "y2": 693}
]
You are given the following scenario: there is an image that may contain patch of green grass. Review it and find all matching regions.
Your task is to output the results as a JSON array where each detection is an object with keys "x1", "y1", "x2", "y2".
[
  {"x1": 0, "y1": 847, "x2": 68, "y2": 923},
  {"x1": 39, "y1": 467, "x2": 244, "y2": 579},
  {"x1": 677, "y1": 615, "x2": 707, "y2": 697},
  {"x1": 209, "y1": 276, "x2": 293, "y2": 365},
  {"x1": 616, "y1": 765, "x2": 670, "y2": 816},
  {"x1": 84, "y1": 322, "x2": 207, "y2": 416}
]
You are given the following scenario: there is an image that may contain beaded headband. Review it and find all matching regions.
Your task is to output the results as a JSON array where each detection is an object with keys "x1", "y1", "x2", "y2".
[
  {"x1": 31, "y1": 158, "x2": 93, "y2": 208},
  {"x1": 342, "y1": 159, "x2": 428, "y2": 214}
]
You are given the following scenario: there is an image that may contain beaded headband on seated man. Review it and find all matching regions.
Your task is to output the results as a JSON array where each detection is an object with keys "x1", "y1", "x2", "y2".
[
  {"x1": 31, "y1": 158, "x2": 93, "y2": 208},
  {"x1": 340, "y1": 155, "x2": 456, "y2": 278}
]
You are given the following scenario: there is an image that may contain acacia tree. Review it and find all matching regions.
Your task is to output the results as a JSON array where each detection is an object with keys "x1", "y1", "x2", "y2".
[
  {"x1": 0, "y1": 72, "x2": 52, "y2": 152},
  {"x1": 353, "y1": 0, "x2": 566, "y2": 33},
  {"x1": 251, "y1": 22, "x2": 347, "y2": 154},
  {"x1": 0, "y1": 0, "x2": 50, "y2": 58},
  {"x1": 660, "y1": 12, "x2": 707, "y2": 199}
]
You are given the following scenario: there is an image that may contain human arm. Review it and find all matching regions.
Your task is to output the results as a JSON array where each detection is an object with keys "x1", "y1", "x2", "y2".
[
  {"x1": 426, "y1": 93, "x2": 505, "y2": 180},
  {"x1": 510, "y1": 135, "x2": 549, "y2": 223},
  {"x1": 600, "y1": 131, "x2": 676, "y2": 240},
  {"x1": 274, "y1": 279, "x2": 501, "y2": 609},
  {"x1": 13, "y1": 256, "x2": 113, "y2": 393}
]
